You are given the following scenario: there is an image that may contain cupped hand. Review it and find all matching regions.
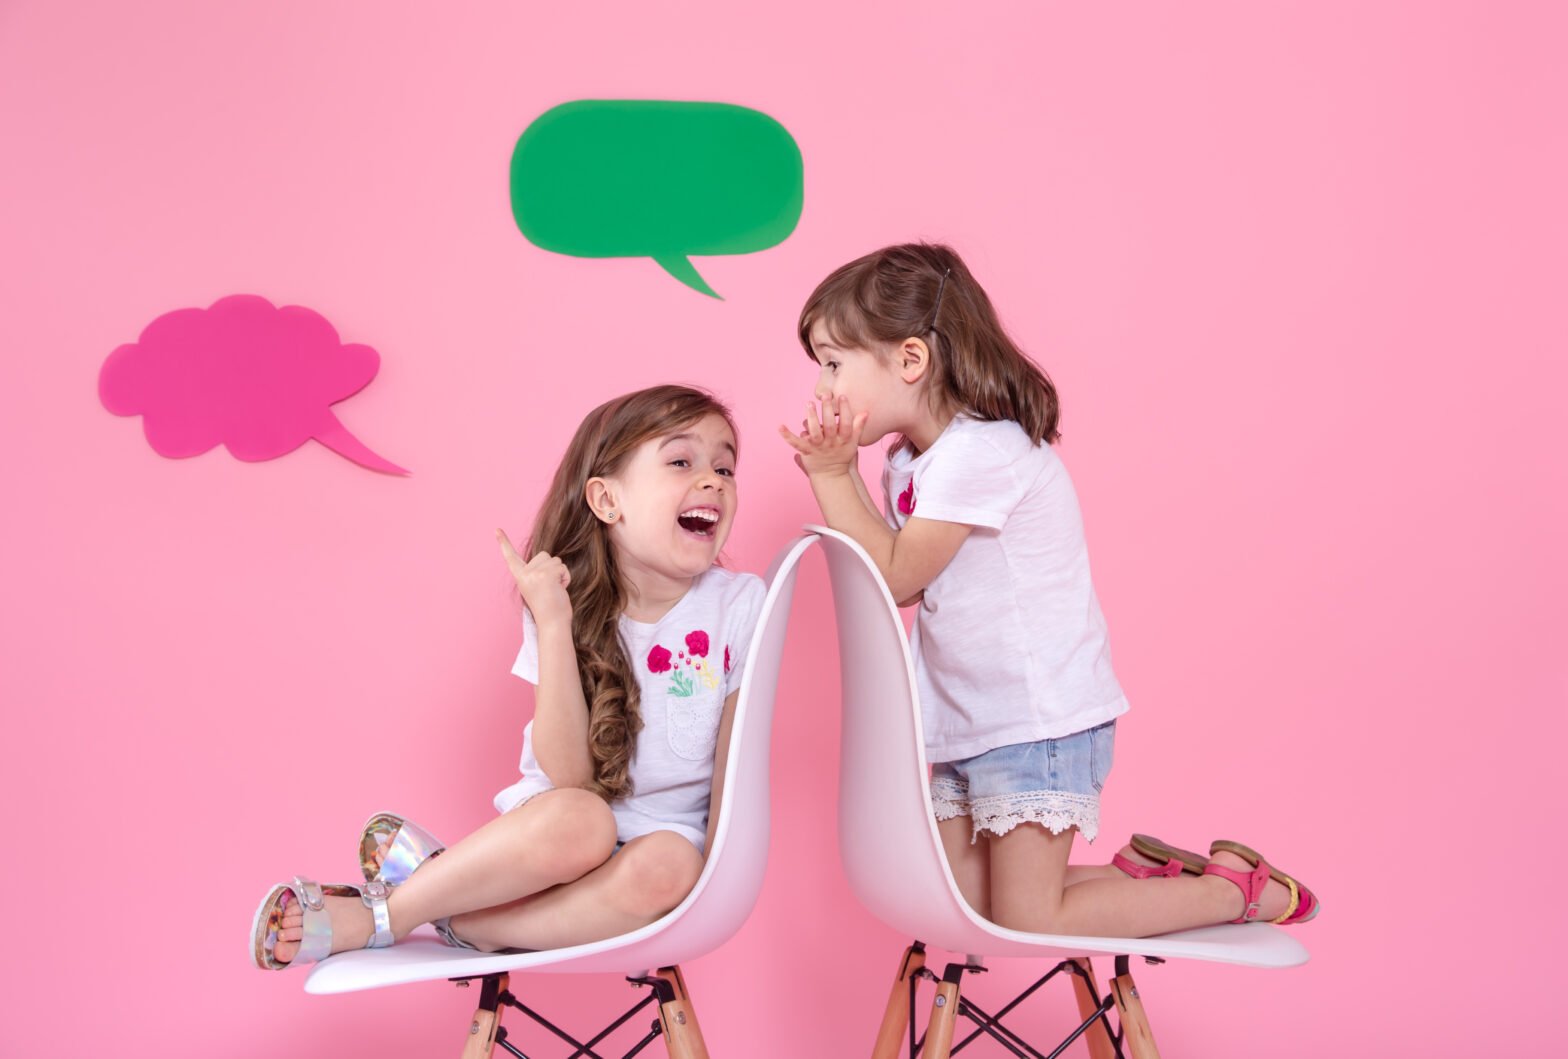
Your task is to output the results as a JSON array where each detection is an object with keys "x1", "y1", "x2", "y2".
[{"x1": 777, "y1": 396, "x2": 868, "y2": 478}]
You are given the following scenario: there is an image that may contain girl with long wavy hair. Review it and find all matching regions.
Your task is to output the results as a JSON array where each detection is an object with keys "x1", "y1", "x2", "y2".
[{"x1": 253, "y1": 385, "x2": 766, "y2": 967}]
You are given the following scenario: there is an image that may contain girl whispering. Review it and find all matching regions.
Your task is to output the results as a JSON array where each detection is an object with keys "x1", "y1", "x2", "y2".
[{"x1": 782, "y1": 244, "x2": 1318, "y2": 936}]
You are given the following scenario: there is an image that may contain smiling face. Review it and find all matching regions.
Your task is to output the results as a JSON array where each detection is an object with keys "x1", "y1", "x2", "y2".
[
  {"x1": 590, "y1": 412, "x2": 738, "y2": 587},
  {"x1": 808, "y1": 322, "x2": 913, "y2": 446}
]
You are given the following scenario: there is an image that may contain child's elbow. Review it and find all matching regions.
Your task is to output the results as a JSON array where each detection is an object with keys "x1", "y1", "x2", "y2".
[{"x1": 537, "y1": 757, "x2": 594, "y2": 791}]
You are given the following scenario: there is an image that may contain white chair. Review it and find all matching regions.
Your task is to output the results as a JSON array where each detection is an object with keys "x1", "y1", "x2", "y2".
[
  {"x1": 304, "y1": 534, "x2": 818, "y2": 1059},
  {"x1": 812, "y1": 524, "x2": 1308, "y2": 1059}
]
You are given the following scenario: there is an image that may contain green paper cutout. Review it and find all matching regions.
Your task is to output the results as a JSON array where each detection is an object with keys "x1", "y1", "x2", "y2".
[{"x1": 510, "y1": 100, "x2": 804, "y2": 299}]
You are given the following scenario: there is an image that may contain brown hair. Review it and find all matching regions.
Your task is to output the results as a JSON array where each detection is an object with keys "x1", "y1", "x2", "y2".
[
  {"x1": 797, "y1": 242, "x2": 1060, "y2": 451},
  {"x1": 524, "y1": 385, "x2": 737, "y2": 800}
]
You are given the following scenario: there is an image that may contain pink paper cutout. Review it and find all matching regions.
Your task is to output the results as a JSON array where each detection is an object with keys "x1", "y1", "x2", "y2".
[{"x1": 99, "y1": 294, "x2": 408, "y2": 475}]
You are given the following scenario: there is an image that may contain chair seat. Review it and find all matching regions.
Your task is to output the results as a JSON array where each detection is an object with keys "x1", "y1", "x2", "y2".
[
  {"x1": 896, "y1": 920, "x2": 1307, "y2": 969},
  {"x1": 305, "y1": 920, "x2": 703, "y2": 994}
]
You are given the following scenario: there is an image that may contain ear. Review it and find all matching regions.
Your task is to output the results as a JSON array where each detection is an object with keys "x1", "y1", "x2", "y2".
[
  {"x1": 584, "y1": 476, "x2": 620, "y2": 524},
  {"x1": 897, "y1": 337, "x2": 932, "y2": 385}
]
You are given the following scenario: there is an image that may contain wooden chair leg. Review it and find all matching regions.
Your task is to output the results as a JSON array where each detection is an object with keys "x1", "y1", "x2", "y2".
[
  {"x1": 1110, "y1": 965, "x2": 1163, "y2": 1059},
  {"x1": 458, "y1": 974, "x2": 507, "y2": 1059},
  {"x1": 653, "y1": 965, "x2": 710, "y2": 1059},
  {"x1": 1070, "y1": 958, "x2": 1117, "y2": 1059},
  {"x1": 872, "y1": 943, "x2": 927, "y2": 1059},
  {"x1": 922, "y1": 979, "x2": 961, "y2": 1059}
]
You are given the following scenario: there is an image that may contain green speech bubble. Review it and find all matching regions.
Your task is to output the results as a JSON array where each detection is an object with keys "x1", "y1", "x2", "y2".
[{"x1": 510, "y1": 100, "x2": 804, "y2": 298}]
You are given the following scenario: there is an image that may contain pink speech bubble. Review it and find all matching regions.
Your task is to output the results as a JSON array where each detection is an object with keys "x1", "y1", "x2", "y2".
[{"x1": 99, "y1": 294, "x2": 408, "y2": 475}]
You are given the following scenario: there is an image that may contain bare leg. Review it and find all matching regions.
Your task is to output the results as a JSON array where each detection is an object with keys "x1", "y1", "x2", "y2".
[
  {"x1": 387, "y1": 788, "x2": 617, "y2": 935},
  {"x1": 941, "y1": 816, "x2": 1174, "y2": 901},
  {"x1": 449, "y1": 829, "x2": 704, "y2": 951},
  {"x1": 988, "y1": 825, "x2": 1295, "y2": 937},
  {"x1": 270, "y1": 788, "x2": 618, "y2": 963},
  {"x1": 937, "y1": 816, "x2": 991, "y2": 919}
]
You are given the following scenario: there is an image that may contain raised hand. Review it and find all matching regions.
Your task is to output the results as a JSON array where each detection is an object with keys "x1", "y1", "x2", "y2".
[
  {"x1": 496, "y1": 529, "x2": 572, "y2": 627},
  {"x1": 777, "y1": 395, "x2": 869, "y2": 479}
]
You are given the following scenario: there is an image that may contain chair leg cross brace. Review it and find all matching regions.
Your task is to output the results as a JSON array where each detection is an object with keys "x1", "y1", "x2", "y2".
[
  {"x1": 875, "y1": 942, "x2": 1162, "y2": 1059},
  {"x1": 453, "y1": 967, "x2": 708, "y2": 1059}
]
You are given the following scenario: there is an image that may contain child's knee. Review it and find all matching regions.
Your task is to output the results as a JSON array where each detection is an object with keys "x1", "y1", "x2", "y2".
[
  {"x1": 530, "y1": 788, "x2": 618, "y2": 877},
  {"x1": 610, "y1": 833, "x2": 703, "y2": 917}
]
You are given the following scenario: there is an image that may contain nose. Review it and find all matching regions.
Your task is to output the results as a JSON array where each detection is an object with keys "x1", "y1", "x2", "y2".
[{"x1": 814, "y1": 377, "x2": 834, "y2": 401}]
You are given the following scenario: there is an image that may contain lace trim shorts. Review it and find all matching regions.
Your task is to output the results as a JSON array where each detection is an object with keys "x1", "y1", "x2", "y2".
[{"x1": 930, "y1": 721, "x2": 1115, "y2": 843}]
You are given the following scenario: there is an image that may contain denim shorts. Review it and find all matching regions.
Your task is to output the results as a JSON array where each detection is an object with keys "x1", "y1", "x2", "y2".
[{"x1": 930, "y1": 722, "x2": 1115, "y2": 843}]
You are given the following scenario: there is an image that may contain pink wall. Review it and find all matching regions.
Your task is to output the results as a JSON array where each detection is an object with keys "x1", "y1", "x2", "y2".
[{"x1": 3, "y1": 2, "x2": 1563, "y2": 1055}]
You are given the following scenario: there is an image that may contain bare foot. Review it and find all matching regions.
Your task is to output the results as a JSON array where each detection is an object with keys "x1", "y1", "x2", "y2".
[
  {"x1": 270, "y1": 887, "x2": 375, "y2": 965},
  {"x1": 1205, "y1": 849, "x2": 1294, "y2": 921}
]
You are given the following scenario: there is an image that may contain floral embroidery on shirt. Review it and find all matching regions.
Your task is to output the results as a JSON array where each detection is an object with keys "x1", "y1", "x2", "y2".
[
  {"x1": 724, "y1": 645, "x2": 732, "y2": 674},
  {"x1": 652, "y1": 630, "x2": 720, "y2": 695},
  {"x1": 898, "y1": 480, "x2": 917, "y2": 516}
]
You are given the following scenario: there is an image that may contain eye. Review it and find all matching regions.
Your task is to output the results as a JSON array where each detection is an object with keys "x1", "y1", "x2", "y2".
[
  {"x1": 716, "y1": 467, "x2": 735, "y2": 478},
  {"x1": 669, "y1": 459, "x2": 690, "y2": 468},
  {"x1": 827, "y1": 360, "x2": 840, "y2": 373}
]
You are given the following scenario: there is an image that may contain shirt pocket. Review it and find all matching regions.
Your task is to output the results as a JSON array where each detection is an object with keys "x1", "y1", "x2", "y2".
[{"x1": 663, "y1": 655, "x2": 726, "y2": 761}]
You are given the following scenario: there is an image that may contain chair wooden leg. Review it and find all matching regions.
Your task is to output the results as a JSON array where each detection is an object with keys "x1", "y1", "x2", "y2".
[
  {"x1": 871, "y1": 943, "x2": 926, "y2": 1059},
  {"x1": 458, "y1": 974, "x2": 507, "y2": 1059},
  {"x1": 653, "y1": 965, "x2": 710, "y2": 1059},
  {"x1": 1110, "y1": 966, "x2": 1162, "y2": 1059},
  {"x1": 922, "y1": 979, "x2": 961, "y2": 1059},
  {"x1": 1070, "y1": 958, "x2": 1117, "y2": 1059}
]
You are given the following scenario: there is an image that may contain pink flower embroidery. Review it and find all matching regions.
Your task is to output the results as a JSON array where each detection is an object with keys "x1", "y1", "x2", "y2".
[
  {"x1": 898, "y1": 481, "x2": 917, "y2": 516},
  {"x1": 724, "y1": 645, "x2": 732, "y2": 673},
  {"x1": 685, "y1": 630, "x2": 710, "y2": 657},
  {"x1": 647, "y1": 645, "x2": 672, "y2": 673}
]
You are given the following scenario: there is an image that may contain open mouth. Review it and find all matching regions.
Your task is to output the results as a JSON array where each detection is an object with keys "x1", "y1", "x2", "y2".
[{"x1": 677, "y1": 507, "x2": 720, "y2": 538}]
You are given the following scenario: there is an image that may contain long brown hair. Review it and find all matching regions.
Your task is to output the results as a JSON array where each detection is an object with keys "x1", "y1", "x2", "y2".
[
  {"x1": 797, "y1": 242, "x2": 1060, "y2": 452},
  {"x1": 525, "y1": 385, "x2": 737, "y2": 800}
]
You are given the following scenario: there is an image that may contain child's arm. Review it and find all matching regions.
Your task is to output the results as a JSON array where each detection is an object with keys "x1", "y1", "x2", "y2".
[
  {"x1": 497, "y1": 531, "x2": 596, "y2": 789},
  {"x1": 780, "y1": 398, "x2": 971, "y2": 603},
  {"x1": 791, "y1": 443, "x2": 883, "y2": 523},
  {"x1": 702, "y1": 687, "x2": 743, "y2": 859}
]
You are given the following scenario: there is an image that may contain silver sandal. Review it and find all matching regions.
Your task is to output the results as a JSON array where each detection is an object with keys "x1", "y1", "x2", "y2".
[
  {"x1": 358, "y1": 811, "x2": 446, "y2": 887},
  {"x1": 250, "y1": 876, "x2": 395, "y2": 970}
]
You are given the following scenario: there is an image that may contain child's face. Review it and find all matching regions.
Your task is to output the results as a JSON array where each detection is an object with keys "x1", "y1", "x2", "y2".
[
  {"x1": 809, "y1": 323, "x2": 906, "y2": 445},
  {"x1": 603, "y1": 412, "x2": 738, "y2": 584}
]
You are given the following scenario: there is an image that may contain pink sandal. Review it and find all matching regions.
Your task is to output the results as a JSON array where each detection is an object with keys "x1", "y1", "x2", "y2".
[
  {"x1": 1113, "y1": 834, "x2": 1207, "y2": 879},
  {"x1": 1203, "y1": 840, "x2": 1320, "y2": 925}
]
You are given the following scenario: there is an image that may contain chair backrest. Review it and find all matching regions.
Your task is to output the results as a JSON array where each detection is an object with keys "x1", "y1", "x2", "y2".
[
  {"x1": 814, "y1": 525, "x2": 982, "y2": 948},
  {"x1": 640, "y1": 532, "x2": 816, "y2": 958}
]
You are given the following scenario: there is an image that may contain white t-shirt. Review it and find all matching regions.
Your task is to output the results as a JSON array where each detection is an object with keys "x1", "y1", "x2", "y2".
[
  {"x1": 494, "y1": 566, "x2": 767, "y2": 854},
  {"x1": 882, "y1": 416, "x2": 1129, "y2": 762}
]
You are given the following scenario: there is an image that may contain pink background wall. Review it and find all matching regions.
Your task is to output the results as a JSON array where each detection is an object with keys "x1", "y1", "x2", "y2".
[{"x1": 3, "y1": 2, "x2": 1563, "y2": 1055}]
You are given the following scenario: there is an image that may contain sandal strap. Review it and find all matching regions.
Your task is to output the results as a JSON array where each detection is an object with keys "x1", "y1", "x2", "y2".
[
  {"x1": 434, "y1": 916, "x2": 480, "y2": 951},
  {"x1": 1113, "y1": 851, "x2": 1182, "y2": 879},
  {"x1": 291, "y1": 877, "x2": 336, "y2": 963},
  {"x1": 1202, "y1": 860, "x2": 1271, "y2": 922},
  {"x1": 1269, "y1": 876, "x2": 1301, "y2": 925},
  {"x1": 359, "y1": 880, "x2": 395, "y2": 948}
]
